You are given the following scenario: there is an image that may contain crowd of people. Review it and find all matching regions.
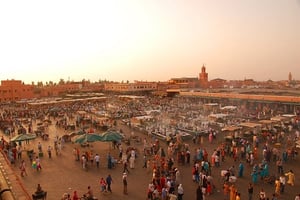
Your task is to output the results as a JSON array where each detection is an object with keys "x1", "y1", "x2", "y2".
[{"x1": 0, "y1": 95, "x2": 300, "y2": 199}]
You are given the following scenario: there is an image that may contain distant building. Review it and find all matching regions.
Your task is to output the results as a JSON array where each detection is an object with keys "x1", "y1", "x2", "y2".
[
  {"x1": 39, "y1": 82, "x2": 82, "y2": 97},
  {"x1": 199, "y1": 65, "x2": 208, "y2": 88},
  {"x1": 0, "y1": 80, "x2": 34, "y2": 102},
  {"x1": 288, "y1": 72, "x2": 292, "y2": 82},
  {"x1": 1, "y1": 65, "x2": 297, "y2": 102},
  {"x1": 80, "y1": 80, "x2": 105, "y2": 92},
  {"x1": 227, "y1": 80, "x2": 244, "y2": 88},
  {"x1": 242, "y1": 79, "x2": 258, "y2": 88},
  {"x1": 104, "y1": 81, "x2": 157, "y2": 92},
  {"x1": 208, "y1": 78, "x2": 227, "y2": 88},
  {"x1": 169, "y1": 77, "x2": 199, "y2": 88}
]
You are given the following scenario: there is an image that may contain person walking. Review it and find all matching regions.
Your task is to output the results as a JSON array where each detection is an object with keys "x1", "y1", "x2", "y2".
[
  {"x1": 72, "y1": 190, "x2": 79, "y2": 200},
  {"x1": 47, "y1": 146, "x2": 52, "y2": 158},
  {"x1": 17, "y1": 145, "x2": 22, "y2": 160},
  {"x1": 177, "y1": 184, "x2": 184, "y2": 200},
  {"x1": 122, "y1": 172, "x2": 128, "y2": 195},
  {"x1": 142, "y1": 154, "x2": 147, "y2": 168},
  {"x1": 223, "y1": 181, "x2": 230, "y2": 199},
  {"x1": 129, "y1": 149, "x2": 136, "y2": 169},
  {"x1": 248, "y1": 183, "x2": 254, "y2": 200},
  {"x1": 229, "y1": 184, "x2": 237, "y2": 200},
  {"x1": 123, "y1": 160, "x2": 130, "y2": 174},
  {"x1": 94, "y1": 154, "x2": 100, "y2": 168},
  {"x1": 107, "y1": 153, "x2": 113, "y2": 169},
  {"x1": 279, "y1": 173, "x2": 286, "y2": 194},
  {"x1": 285, "y1": 169, "x2": 295, "y2": 186},
  {"x1": 274, "y1": 178, "x2": 280, "y2": 197},
  {"x1": 276, "y1": 159, "x2": 283, "y2": 174},
  {"x1": 196, "y1": 185, "x2": 203, "y2": 200},
  {"x1": 259, "y1": 188, "x2": 266, "y2": 200},
  {"x1": 238, "y1": 162, "x2": 244, "y2": 177},
  {"x1": 89, "y1": 150, "x2": 94, "y2": 166},
  {"x1": 161, "y1": 187, "x2": 168, "y2": 200},
  {"x1": 251, "y1": 170, "x2": 258, "y2": 184},
  {"x1": 76, "y1": 148, "x2": 80, "y2": 161},
  {"x1": 106, "y1": 174, "x2": 113, "y2": 193},
  {"x1": 99, "y1": 177, "x2": 107, "y2": 193},
  {"x1": 20, "y1": 160, "x2": 27, "y2": 177},
  {"x1": 81, "y1": 155, "x2": 87, "y2": 170},
  {"x1": 37, "y1": 142, "x2": 42, "y2": 152},
  {"x1": 35, "y1": 157, "x2": 42, "y2": 171}
]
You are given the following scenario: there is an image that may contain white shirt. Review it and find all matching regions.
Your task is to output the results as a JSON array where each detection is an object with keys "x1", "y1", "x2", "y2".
[
  {"x1": 260, "y1": 191, "x2": 266, "y2": 199},
  {"x1": 153, "y1": 189, "x2": 159, "y2": 197},
  {"x1": 280, "y1": 176, "x2": 286, "y2": 185},
  {"x1": 94, "y1": 155, "x2": 100, "y2": 162},
  {"x1": 195, "y1": 163, "x2": 200, "y2": 170},
  {"x1": 131, "y1": 150, "x2": 135, "y2": 158},
  {"x1": 177, "y1": 185, "x2": 184, "y2": 195},
  {"x1": 166, "y1": 181, "x2": 171, "y2": 188},
  {"x1": 215, "y1": 155, "x2": 219, "y2": 162},
  {"x1": 148, "y1": 183, "x2": 154, "y2": 192}
]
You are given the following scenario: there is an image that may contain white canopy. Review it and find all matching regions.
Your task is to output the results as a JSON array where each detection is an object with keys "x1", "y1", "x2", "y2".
[{"x1": 221, "y1": 106, "x2": 237, "y2": 110}]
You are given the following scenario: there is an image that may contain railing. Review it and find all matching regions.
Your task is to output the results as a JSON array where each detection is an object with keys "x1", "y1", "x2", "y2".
[
  {"x1": 0, "y1": 150, "x2": 31, "y2": 200},
  {"x1": 0, "y1": 156, "x2": 15, "y2": 200}
]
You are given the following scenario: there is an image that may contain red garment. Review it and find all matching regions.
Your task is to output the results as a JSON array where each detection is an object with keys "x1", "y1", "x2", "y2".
[
  {"x1": 100, "y1": 179, "x2": 107, "y2": 187},
  {"x1": 160, "y1": 176, "x2": 166, "y2": 188},
  {"x1": 72, "y1": 191, "x2": 79, "y2": 200},
  {"x1": 207, "y1": 183, "x2": 212, "y2": 194}
]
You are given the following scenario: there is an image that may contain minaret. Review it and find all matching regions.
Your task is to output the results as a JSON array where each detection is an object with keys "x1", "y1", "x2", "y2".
[
  {"x1": 288, "y1": 72, "x2": 292, "y2": 82},
  {"x1": 199, "y1": 64, "x2": 208, "y2": 88}
]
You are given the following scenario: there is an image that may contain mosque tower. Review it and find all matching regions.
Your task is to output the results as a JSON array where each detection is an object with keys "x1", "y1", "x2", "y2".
[
  {"x1": 199, "y1": 64, "x2": 208, "y2": 88},
  {"x1": 288, "y1": 72, "x2": 292, "y2": 82}
]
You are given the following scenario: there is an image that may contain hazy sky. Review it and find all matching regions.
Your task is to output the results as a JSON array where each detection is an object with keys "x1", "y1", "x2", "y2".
[{"x1": 0, "y1": 0, "x2": 299, "y2": 84}]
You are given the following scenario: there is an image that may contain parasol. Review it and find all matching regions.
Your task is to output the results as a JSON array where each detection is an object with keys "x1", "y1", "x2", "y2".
[
  {"x1": 73, "y1": 133, "x2": 103, "y2": 144},
  {"x1": 10, "y1": 134, "x2": 37, "y2": 142},
  {"x1": 100, "y1": 130, "x2": 123, "y2": 142}
]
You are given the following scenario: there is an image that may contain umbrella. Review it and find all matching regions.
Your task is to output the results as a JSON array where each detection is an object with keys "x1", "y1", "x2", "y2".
[
  {"x1": 68, "y1": 130, "x2": 85, "y2": 138},
  {"x1": 10, "y1": 134, "x2": 37, "y2": 142},
  {"x1": 100, "y1": 130, "x2": 123, "y2": 142},
  {"x1": 73, "y1": 133, "x2": 103, "y2": 144}
]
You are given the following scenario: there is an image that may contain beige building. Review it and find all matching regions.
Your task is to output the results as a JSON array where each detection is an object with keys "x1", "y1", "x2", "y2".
[{"x1": 104, "y1": 81, "x2": 157, "y2": 92}]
